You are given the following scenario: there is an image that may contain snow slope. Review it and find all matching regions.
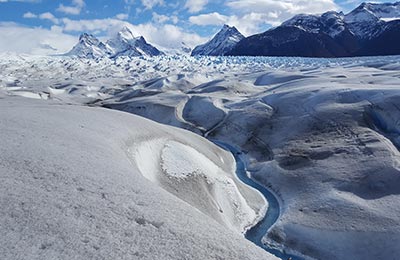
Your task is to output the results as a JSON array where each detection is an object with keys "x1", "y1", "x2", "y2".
[
  {"x1": 1, "y1": 53, "x2": 400, "y2": 259},
  {"x1": 0, "y1": 96, "x2": 275, "y2": 260}
]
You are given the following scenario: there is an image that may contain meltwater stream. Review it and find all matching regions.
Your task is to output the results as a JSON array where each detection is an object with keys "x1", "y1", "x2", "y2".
[{"x1": 212, "y1": 140, "x2": 303, "y2": 260}]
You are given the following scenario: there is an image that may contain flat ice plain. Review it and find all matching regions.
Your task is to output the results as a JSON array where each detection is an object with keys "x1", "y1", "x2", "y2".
[{"x1": 1, "y1": 53, "x2": 400, "y2": 260}]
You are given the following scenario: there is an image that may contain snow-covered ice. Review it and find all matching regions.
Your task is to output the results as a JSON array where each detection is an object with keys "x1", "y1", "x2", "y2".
[
  {"x1": 0, "y1": 97, "x2": 275, "y2": 260},
  {"x1": 1, "y1": 53, "x2": 400, "y2": 260}
]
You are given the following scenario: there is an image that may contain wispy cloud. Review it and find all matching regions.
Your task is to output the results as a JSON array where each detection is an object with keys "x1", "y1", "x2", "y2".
[
  {"x1": 0, "y1": 0, "x2": 41, "y2": 2},
  {"x1": 39, "y1": 12, "x2": 59, "y2": 24},
  {"x1": 23, "y1": 12, "x2": 37, "y2": 18},
  {"x1": 115, "y1": 13, "x2": 129, "y2": 20},
  {"x1": 0, "y1": 22, "x2": 76, "y2": 54},
  {"x1": 141, "y1": 0, "x2": 164, "y2": 9},
  {"x1": 226, "y1": 0, "x2": 338, "y2": 17},
  {"x1": 23, "y1": 11, "x2": 59, "y2": 24},
  {"x1": 184, "y1": 0, "x2": 208, "y2": 13},
  {"x1": 152, "y1": 12, "x2": 178, "y2": 24},
  {"x1": 57, "y1": 0, "x2": 85, "y2": 15}
]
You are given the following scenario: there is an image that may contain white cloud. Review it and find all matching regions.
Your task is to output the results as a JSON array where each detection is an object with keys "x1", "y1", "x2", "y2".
[
  {"x1": 0, "y1": 22, "x2": 76, "y2": 55},
  {"x1": 39, "y1": 12, "x2": 59, "y2": 24},
  {"x1": 22, "y1": 11, "x2": 59, "y2": 24},
  {"x1": 171, "y1": 15, "x2": 179, "y2": 24},
  {"x1": 185, "y1": 0, "x2": 208, "y2": 13},
  {"x1": 230, "y1": 12, "x2": 283, "y2": 35},
  {"x1": 115, "y1": 13, "x2": 129, "y2": 20},
  {"x1": 189, "y1": 11, "x2": 280, "y2": 36},
  {"x1": 23, "y1": 12, "x2": 37, "y2": 18},
  {"x1": 57, "y1": 0, "x2": 85, "y2": 15},
  {"x1": 141, "y1": 0, "x2": 163, "y2": 9},
  {"x1": 152, "y1": 12, "x2": 178, "y2": 24},
  {"x1": 129, "y1": 23, "x2": 206, "y2": 48},
  {"x1": 61, "y1": 18, "x2": 128, "y2": 33},
  {"x1": 189, "y1": 12, "x2": 228, "y2": 26},
  {"x1": 226, "y1": 0, "x2": 338, "y2": 19}
]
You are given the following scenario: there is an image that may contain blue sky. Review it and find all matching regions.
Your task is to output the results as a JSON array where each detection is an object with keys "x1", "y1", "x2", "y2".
[{"x1": 0, "y1": 0, "x2": 394, "y2": 54}]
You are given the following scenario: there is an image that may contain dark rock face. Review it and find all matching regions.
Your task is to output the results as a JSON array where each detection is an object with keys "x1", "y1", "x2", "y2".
[
  {"x1": 228, "y1": 26, "x2": 350, "y2": 58},
  {"x1": 356, "y1": 20, "x2": 400, "y2": 56}
]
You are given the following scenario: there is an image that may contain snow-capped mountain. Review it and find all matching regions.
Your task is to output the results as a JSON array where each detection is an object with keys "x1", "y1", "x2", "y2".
[
  {"x1": 282, "y1": 11, "x2": 348, "y2": 38},
  {"x1": 346, "y1": 2, "x2": 400, "y2": 22},
  {"x1": 229, "y1": 1, "x2": 400, "y2": 57},
  {"x1": 345, "y1": 3, "x2": 383, "y2": 40},
  {"x1": 67, "y1": 33, "x2": 109, "y2": 58},
  {"x1": 281, "y1": 2, "x2": 400, "y2": 40},
  {"x1": 191, "y1": 25, "x2": 244, "y2": 56},
  {"x1": 106, "y1": 27, "x2": 162, "y2": 58},
  {"x1": 66, "y1": 27, "x2": 162, "y2": 59}
]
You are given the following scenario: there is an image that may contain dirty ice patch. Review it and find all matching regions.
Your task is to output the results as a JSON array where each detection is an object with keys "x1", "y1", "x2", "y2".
[
  {"x1": 161, "y1": 141, "x2": 220, "y2": 180},
  {"x1": 161, "y1": 140, "x2": 257, "y2": 232}
]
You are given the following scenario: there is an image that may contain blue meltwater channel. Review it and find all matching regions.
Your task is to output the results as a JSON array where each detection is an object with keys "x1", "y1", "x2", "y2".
[{"x1": 212, "y1": 140, "x2": 303, "y2": 260}]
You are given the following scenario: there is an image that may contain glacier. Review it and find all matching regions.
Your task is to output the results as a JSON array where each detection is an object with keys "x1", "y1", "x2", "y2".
[{"x1": 1, "y1": 53, "x2": 400, "y2": 260}]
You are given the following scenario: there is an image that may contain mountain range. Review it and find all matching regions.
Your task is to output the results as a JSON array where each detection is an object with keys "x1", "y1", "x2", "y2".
[
  {"x1": 193, "y1": 2, "x2": 400, "y2": 57},
  {"x1": 67, "y1": 2, "x2": 400, "y2": 58},
  {"x1": 67, "y1": 26, "x2": 163, "y2": 58}
]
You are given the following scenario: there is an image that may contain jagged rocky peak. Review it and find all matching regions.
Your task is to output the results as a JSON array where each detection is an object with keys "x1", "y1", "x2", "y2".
[
  {"x1": 220, "y1": 24, "x2": 239, "y2": 34},
  {"x1": 107, "y1": 26, "x2": 136, "y2": 49},
  {"x1": 67, "y1": 33, "x2": 108, "y2": 59},
  {"x1": 343, "y1": 2, "x2": 400, "y2": 40},
  {"x1": 191, "y1": 24, "x2": 245, "y2": 56},
  {"x1": 345, "y1": 2, "x2": 400, "y2": 23},
  {"x1": 282, "y1": 11, "x2": 346, "y2": 38},
  {"x1": 66, "y1": 26, "x2": 162, "y2": 58},
  {"x1": 79, "y1": 33, "x2": 100, "y2": 44},
  {"x1": 323, "y1": 11, "x2": 345, "y2": 19},
  {"x1": 360, "y1": 1, "x2": 400, "y2": 17},
  {"x1": 282, "y1": 14, "x2": 323, "y2": 32},
  {"x1": 217, "y1": 24, "x2": 244, "y2": 42},
  {"x1": 107, "y1": 27, "x2": 162, "y2": 57},
  {"x1": 345, "y1": 2, "x2": 380, "y2": 23},
  {"x1": 116, "y1": 26, "x2": 137, "y2": 41}
]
